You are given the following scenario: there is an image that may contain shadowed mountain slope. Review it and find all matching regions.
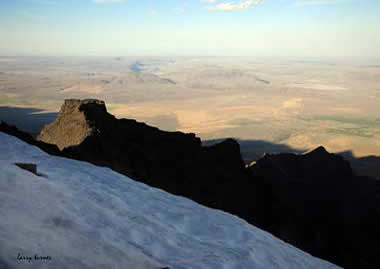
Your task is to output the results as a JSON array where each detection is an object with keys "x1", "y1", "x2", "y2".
[
  {"x1": 0, "y1": 131, "x2": 342, "y2": 269},
  {"x1": 2, "y1": 99, "x2": 379, "y2": 269},
  {"x1": 248, "y1": 147, "x2": 380, "y2": 268},
  {"x1": 37, "y1": 99, "x2": 248, "y2": 208}
]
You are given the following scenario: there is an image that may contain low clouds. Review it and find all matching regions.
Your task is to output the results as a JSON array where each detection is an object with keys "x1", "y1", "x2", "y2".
[{"x1": 205, "y1": 0, "x2": 263, "y2": 11}]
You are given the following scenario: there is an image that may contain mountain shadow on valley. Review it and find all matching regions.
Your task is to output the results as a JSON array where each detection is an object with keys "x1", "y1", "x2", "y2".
[{"x1": 0, "y1": 106, "x2": 57, "y2": 137}]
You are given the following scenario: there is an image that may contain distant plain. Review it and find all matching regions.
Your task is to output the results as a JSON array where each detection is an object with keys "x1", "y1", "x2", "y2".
[{"x1": 1, "y1": 56, "x2": 380, "y2": 176}]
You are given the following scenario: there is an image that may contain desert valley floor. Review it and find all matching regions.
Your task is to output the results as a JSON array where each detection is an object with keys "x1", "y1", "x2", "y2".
[{"x1": 1, "y1": 56, "x2": 380, "y2": 176}]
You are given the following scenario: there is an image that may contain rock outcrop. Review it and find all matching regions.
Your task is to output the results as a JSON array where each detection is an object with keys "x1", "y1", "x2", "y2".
[
  {"x1": 37, "y1": 99, "x2": 110, "y2": 150},
  {"x1": 37, "y1": 99, "x2": 247, "y2": 202},
  {"x1": 2, "y1": 99, "x2": 379, "y2": 269},
  {"x1": 14, "y1": 163, "x2": 38, "y2": 175},
  {"x1": 248, "y1": 148, "x2": 380, "y2": 269}
]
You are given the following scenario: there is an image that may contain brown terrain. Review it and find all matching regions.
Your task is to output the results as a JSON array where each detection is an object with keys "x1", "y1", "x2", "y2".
[{"x1": 0, "y1": 56, "x2": 380, "y2": 179}]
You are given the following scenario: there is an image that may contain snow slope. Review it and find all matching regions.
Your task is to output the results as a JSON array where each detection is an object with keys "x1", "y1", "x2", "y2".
[{"x1": 0, "y1": 132, "x2": 341, "y2": 269}]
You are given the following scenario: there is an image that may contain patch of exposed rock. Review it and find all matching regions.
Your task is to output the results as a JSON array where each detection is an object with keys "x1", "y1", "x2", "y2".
[
  {"x1": 37, "y1": 99, "x2": 109, "y2": 150},
  {"x1": 14, "y1": 163, "x2": 38, "y2": 175}
]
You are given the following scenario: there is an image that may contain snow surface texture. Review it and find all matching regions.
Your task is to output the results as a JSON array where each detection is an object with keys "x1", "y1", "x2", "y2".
[{"x1": 0, "y1": 132, "x2": 341, "y2": 269}]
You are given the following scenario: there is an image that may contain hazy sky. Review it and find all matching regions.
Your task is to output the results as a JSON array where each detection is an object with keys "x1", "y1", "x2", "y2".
[{"x1": 0, "y1": 0, "x2": 379, "y2": 59}]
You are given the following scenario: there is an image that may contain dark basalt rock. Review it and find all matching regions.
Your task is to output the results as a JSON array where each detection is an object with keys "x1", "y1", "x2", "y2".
[
  {"x1": 37, "y1": 99, "x2": 112, "y2": 150},
  {"x1": 37, "y1": 99, "x2": 245, "y2": 203},
  {"x1": 250, "y1": 145, "x2": 353, "y2": 180},
  {"x1": 14, "y1": 163, "x2": 38, "y2": 175},
  {"x1": 248, "y1": 148, "x2": 380, "y2": 269},
  {"x1": 2, "y1": 99, "x2": 380, "y2": 269}
]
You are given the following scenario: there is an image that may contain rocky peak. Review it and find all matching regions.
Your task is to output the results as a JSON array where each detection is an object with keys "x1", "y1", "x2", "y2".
[
  {"x1": 308, "y1": 145, "x2": 328, "y2": 155},
  {"x1": 37, "y1": 99, "x2": 110, "y2": 150},
  {"x1": 201, "y1": 138, "x2": 244, "y2": 170},
  {"x1": 249, "y1": 146, "x2": 353, "y2": 180},
  {"x1": 58, "y1": 99, "x2": 108, "y2": 120},
  {"x1": 61, "y1": 99, "x2": 106, "y2": 113}
]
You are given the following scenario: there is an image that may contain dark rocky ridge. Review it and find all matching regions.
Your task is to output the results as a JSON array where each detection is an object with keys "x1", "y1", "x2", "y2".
[
  {"x1": 0, "y1": 121, "x2": 61, "y2": 156},
  {"x1": 2, "y1": 99, "x2": 380, "y2": 269},
  {"x1": 37, "y1": 99, "x2": 247, "y2": 205}
]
